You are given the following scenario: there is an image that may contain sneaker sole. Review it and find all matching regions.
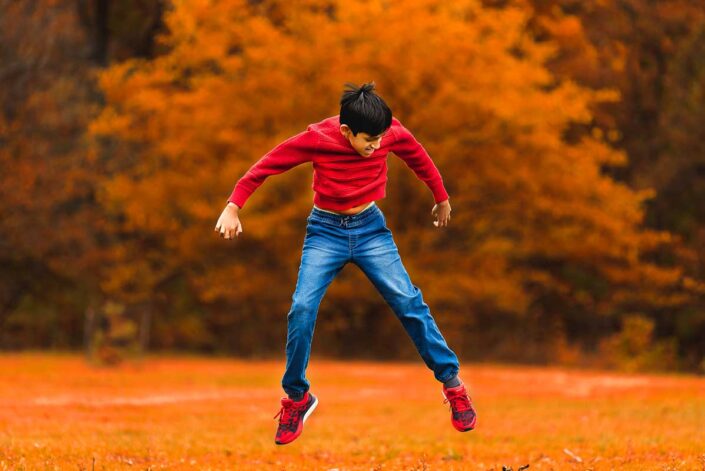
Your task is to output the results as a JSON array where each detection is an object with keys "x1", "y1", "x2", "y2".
[{"x1": 303, "y1": 394, "x2": 318, "y2": 423}]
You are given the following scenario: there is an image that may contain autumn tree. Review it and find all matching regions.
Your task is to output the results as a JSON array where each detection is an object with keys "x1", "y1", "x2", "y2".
[
  {"x1": 0, "y1": 0, "x2": 167, "y2": 352},
  {"x1": 510, "y1": 0, "x2": 705, "y2": 367},
  {"x1": 88, "y1": 0, "x2": 696, "y2": 364},
  {"x1": 0, "y1": 0, "x2": 106, "y2": 348}
]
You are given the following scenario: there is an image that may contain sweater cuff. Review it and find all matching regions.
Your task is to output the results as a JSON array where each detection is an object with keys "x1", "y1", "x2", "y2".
[
  {"x1": 429, "y1": 179, "x2": 449, "y2": 203},
  {"x1": 227, "y1": 186, "x2": 249, "y2": 209},
  {"x1": 433, "y1": 188, "x2": 449, "y2": 204}
]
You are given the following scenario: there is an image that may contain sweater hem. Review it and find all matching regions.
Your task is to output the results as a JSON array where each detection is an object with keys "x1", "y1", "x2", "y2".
[{"x1": 313, "y1": 188, "x2": 387, "y2": 211}]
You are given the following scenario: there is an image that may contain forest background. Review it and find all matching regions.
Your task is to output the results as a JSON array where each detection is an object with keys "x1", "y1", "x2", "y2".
[{"x1": 2, "y1": 0, "x2": 705, "y2": 373}]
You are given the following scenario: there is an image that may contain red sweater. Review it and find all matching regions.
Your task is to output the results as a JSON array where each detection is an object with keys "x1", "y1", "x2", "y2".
[{"x1": 227, "y1": 115, "x2": 449, "y2": 211}]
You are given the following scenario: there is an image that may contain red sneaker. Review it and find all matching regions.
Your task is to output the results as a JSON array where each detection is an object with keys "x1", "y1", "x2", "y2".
[
  {"x1": 273, "y1": 391, "x2": 318, "y2": 445},
  {"x1": 442, "y1": 383, "x2": 477, "y2": 432}
]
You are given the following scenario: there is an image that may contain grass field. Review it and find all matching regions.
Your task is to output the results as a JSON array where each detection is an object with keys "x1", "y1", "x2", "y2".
[{"x1": 0, "y1": 353, "x2": 704, "y2": 470}]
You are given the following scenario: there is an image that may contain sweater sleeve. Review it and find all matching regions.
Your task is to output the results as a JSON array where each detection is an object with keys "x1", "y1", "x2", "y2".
[
  {"x1": 227, "y1": 128, "x2": 319, "y2": 208},
  {"x1": 390, "y1": 121, "x2": 449, "y2": 204}
]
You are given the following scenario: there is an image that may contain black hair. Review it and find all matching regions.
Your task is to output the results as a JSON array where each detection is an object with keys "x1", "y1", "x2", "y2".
[{"x1": 339, "y1": 81, "x2": 392, "y2": 136}]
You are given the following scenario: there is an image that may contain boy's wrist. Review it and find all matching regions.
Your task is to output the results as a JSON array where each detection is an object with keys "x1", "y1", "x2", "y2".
[{"x1": 227, "y1": 202, "x2": 241, "y2": 211}]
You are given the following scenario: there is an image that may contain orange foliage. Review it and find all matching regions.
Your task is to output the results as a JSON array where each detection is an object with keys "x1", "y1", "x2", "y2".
[{"x1": 87, "y1": 0, "x2": 693, "y2": 359}]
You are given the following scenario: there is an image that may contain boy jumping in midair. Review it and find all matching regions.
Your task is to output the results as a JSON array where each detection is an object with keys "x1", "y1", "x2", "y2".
[{"x1": 215, "y1": 82, "x2": 477, "y2": 445}]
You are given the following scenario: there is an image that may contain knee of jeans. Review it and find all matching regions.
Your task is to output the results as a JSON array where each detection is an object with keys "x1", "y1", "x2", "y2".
[
  {"x1": 389, "y1": 285, "x2": 426, "y2": 313},
  {"x1": 287, "y1": 298, "x2": 317, "y2": 321}
]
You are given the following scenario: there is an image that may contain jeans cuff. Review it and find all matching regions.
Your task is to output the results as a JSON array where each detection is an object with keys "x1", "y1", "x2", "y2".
[
  {"x1": 284, "y1": 389, "x2": 307, "y2": 398},
  {"x1": 438, "y1": 369, "x2": 460, "y2": 384}
]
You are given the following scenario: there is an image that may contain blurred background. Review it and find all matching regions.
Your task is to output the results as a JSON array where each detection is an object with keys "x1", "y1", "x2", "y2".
[{"x1": 2, "y1": 0, "x2": 705, "y2": 373}]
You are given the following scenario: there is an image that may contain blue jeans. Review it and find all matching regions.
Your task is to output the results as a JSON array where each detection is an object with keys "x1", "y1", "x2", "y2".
[{"x1": 282, "y1": 202, "x2": 460, "y2": 397}]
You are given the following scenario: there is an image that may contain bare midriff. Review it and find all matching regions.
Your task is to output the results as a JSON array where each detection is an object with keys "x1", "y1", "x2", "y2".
[{"x1": 314, "y1": 201, "x2": 375, "y2": 216}]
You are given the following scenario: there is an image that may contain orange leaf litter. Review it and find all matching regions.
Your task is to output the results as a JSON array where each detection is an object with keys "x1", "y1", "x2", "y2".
[{"x1": 0, "y1": 353, "x2": 704, "y2": 470}]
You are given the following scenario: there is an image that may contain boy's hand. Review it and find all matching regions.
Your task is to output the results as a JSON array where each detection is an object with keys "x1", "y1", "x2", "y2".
[
  {"x1": 215, "y1": 202, "x2": 243, "y2": 239},
  {"x1": 432, "y1": 200, "x2": 451, "y2": 228}
]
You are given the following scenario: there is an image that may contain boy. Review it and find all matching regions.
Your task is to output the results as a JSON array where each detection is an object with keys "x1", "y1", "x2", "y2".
[{"x1": 215, "y1": 82, "x2": 477, "y2": 445}]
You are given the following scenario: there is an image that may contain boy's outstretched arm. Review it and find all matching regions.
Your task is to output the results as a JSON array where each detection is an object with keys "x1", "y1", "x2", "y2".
[
  {"x1": 214, "y1": 128, "x2": 319, "y2": 240},
  {"x1": 390, "y1": 121, "x2": 452, "y2": 228}
]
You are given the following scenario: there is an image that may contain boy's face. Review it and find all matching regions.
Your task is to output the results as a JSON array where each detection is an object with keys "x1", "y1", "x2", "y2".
[{"x1": 340, "y1": 124, "x2": 387, "y2": 157}]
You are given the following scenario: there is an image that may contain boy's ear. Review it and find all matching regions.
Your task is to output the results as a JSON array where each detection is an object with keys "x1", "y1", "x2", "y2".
[{"x1": 340, "y1": 124, "x2": 351, "y2": 137}]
